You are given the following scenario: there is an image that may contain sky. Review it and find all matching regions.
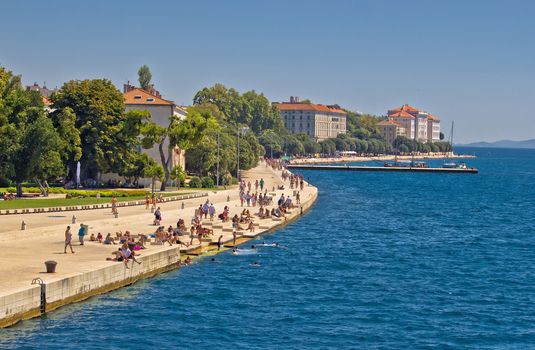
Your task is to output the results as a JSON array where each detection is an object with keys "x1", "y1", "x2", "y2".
[{"x1": 1, "y1": 0, "x2": 533, "y2": 143}]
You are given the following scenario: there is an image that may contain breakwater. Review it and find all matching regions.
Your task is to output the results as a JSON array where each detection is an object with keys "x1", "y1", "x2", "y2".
[{"x1": 288, "y1": 164, "x2": 479, "y2": 174}]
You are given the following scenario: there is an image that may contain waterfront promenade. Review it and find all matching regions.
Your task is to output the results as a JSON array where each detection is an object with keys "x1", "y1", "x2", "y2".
[
  {"x1": 0, "y1": 161, "x2": 317, "y2": 327},
  {"x1": 291, "y1": 153, "x2": 475, "y2": 165}
]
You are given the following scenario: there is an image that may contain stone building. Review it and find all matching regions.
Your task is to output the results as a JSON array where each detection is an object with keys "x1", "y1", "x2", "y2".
[{"x1": 275, "y1": 96, "x2": 347, "y2": 141}]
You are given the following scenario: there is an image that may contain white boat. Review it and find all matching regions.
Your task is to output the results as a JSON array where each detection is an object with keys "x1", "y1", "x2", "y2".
[{"x1": 442, "y1": 121, "x2": 471, "y2": 169}]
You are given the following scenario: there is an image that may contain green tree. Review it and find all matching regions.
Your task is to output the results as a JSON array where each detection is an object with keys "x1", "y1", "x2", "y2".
[
  {"x1": 144, "y1": 159, "x2": 164, "y2": 194},
  {"x1": 51, "y1": 79, "x2": 140, "y2": 180},
  {"x1": 138, "y1": 65, "x2": 152, "y2": 90},
  {"x1": 169, "y1": 165, "x2": 187, "y2": 189},
  {"x1": 141, "y1": 107, "x2": 216, "y2": 190}
]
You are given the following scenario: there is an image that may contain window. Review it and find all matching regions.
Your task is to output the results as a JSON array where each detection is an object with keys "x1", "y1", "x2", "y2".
[
  {"x1": 146, "y1": 98, "x2": 155, "y2": 102},
  {"x1": 134, "y1": 95, "x2": 142, "y2": 99}
]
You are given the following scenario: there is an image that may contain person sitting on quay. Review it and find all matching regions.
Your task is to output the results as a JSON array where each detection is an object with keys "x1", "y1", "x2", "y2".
[
  {"x1": 158, "y1": 193, "x2": 164, "y2": 203},
  {"x1": 89, "y1": 233, "x2": 96, "y2": 242},
  {"x1": 247, "y1": 221, "x2": 255, "y2": 232},
  {"x1": 103, "y1": 233, "x2": 116, "y2": 245},
  {"x1": 114, "y1": 242, "x2": 142, "y2": 268},
  {"x1": 232, "y1": 214, "x2": 245, "y2": 231},
  {"x1": 218, "y1": 206, "x2": 230, "y2": 222}
]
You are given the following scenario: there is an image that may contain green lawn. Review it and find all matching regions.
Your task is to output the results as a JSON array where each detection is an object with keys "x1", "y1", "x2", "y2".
[{"x1": 0, "y1": 192, "x2": 194, "y2": 210}]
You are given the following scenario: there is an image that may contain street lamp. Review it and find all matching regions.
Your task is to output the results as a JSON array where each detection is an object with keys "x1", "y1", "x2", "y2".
[{"x1": 216, "y1": 130, "x2": 220, "y2": 187}]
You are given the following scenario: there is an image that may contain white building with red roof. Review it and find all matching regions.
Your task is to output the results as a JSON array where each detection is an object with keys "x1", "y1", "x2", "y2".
[
  {"x1": 387, "y1": 104, "x2": 440, "y2": 142},
  {"x1": 275, "y1": 96, "x2": 346, "y2": 140},
  {"x1": 123, "y1": 83, "x2": 186, "y2": 172}
]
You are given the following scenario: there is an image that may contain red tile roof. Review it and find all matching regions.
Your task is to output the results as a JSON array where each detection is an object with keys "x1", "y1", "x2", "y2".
[
  {"x1": 388, "y1": 111, "x2": 414, "y2": 119},
  {"x1": 276, "y1": 103, "x2": 346, "y2": 115},
  {"x1": 124, "y1": 88, "x2": 174, "y2": 106}
]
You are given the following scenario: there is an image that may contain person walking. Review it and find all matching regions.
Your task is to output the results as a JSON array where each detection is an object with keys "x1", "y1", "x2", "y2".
[
  {"x1": 259, "y1": 178, "x2": 265, "y2": 191},
  {"x1": 78, "y1": 223, "x2": 86, "y2": 246},
  {"x1": 64, "y1": 226, "x2": 74, "y2": 254},
  {"x1": 145, "y1": 194, "x2": 150, "y2": 209},
  {"x1": 255, "y1": 179, "x2": 259, "y2": 191},
  {"x1": 209, "y1": 203, "x2": 216, "y2": 221}
]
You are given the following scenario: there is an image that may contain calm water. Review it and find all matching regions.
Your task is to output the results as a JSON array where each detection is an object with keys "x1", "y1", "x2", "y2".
[{"x1": 2, "y1": 147, "x2": 535, "y2": 349}]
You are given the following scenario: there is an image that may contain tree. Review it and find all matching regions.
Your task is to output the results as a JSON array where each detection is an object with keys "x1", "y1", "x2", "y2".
[
  {"x1": 440, "y1": 132, "x2": 445, "y2": 140},
  {"x1": 144, "y1": 159, "x2": 164, "y2": 194},
  {"x1": 51, "y1": 79, "x2": 140, "y2": 180},
  {"x1": 138, "y1": 65, "x2": 152, "y2": 90},
  {"x1": 119, "y1": 152, "x2": 151, "y2": 187},
  {"x1": 141, "y1": 107, "x2": 216, "y2": 191},
  {"x1": 0, "y1": 66, "x2": 66, "y2": 196},
  {"x1": 169, "y1": 165, "x2": 187, "y2": 189}
]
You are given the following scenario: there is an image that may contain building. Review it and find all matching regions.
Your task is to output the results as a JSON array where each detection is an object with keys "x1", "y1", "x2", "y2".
[
  {"x1": 387, "y1": 104, "x2": 440, "y2": 142},
  {"x1": 123, "y1": 84, "x2": 186, "y2": 172},
  {"x1": 26, "y1": 82, "x2": 57, "y2": 98},
  {"x1": 377, "y1": 120, "x2": 406, "y2": 145},
  {"x1": 275, "y1": 96, "x2": 347, "y2": 140}
]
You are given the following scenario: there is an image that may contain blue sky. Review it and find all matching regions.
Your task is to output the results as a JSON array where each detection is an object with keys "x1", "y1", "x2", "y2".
[{"x1": 1, "y1": 0, "x2": 533, "y2": 142}]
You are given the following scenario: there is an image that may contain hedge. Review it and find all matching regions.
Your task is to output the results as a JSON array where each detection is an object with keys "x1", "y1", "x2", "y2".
[{"x1": 4, "y1": 187, "x2": 148, "y2": 198}]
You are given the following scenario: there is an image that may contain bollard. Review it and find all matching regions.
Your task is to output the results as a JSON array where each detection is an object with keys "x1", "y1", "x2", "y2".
[
  {"x1": 181, "y1": 202, "x2": 185, "y2": 210},
  {"x1": 151, "y1": 207, "x2": 155, "y2": 213},
  {"x1": 72, "y1": 215, "x2": 76, "y2": 224},
  {"x1": 21, "y1": 221, "x2": 26, "y2": 230},
  {"x1": 114, "y1": 212, "x2": 119, "y2": 218},
  {"x1": 227, "y1": 195, "x2": 230, "y2": 202},
  {"x1": 272, "y1": 186, "x2": 275, "y2": 192}
]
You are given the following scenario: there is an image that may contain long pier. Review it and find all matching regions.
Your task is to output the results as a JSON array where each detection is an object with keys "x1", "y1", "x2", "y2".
[{"x1": 287, "y1": 164, "x2": 478, "y2": 174}]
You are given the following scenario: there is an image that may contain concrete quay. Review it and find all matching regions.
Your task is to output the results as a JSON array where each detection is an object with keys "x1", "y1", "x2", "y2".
[{"x1": 0, "y1": 161, "x2": 318, "y2": 327}]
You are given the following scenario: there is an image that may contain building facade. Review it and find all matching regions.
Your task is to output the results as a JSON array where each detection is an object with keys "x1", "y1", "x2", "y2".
[
  {"x1": 123, "y1": 85, "x2": 186, "y2": 171},
  {"x1": 387, "y1": 104, "x2": 440, "y2": 143},
  {"x1": 377, "y1": 120, "x2": 406, "y2": 145},
  {"x1": 276, "y1": 97, "x2": 347, "y2": 141}
]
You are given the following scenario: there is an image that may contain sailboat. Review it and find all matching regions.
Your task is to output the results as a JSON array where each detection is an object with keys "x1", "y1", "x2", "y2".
[{"x1": 442, "y1": 121, "x2": 468, "y2": 169}]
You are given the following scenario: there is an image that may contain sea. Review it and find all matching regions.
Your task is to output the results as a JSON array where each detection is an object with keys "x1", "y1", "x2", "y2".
[{"x1": 1, "y1": 147, "x2": 535, "y2": 349}]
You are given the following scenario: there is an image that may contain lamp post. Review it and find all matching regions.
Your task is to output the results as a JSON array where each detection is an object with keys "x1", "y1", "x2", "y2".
[{"x1": 216, "y1": 130, "x2": 220, "y2": 187}]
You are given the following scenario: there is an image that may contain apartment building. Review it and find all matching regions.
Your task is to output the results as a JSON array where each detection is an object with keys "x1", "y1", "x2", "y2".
[{"x1": 276, "y1": 96, "x2": 346, "y2": 141}]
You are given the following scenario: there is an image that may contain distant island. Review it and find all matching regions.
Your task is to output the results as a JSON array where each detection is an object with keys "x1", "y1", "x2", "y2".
[{"x1": 459, "y1": 139, "x2": 535, "y2": 149}]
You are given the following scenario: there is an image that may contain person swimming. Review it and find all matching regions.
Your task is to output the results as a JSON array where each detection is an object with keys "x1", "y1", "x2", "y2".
[{"x1": 250, "y1": 261, "x2": 261, "y2": 267}]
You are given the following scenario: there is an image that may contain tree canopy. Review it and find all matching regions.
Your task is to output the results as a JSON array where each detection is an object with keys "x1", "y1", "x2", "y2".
[{"x1": 138, "y1": 65, "x2": 152, "y2": 90}]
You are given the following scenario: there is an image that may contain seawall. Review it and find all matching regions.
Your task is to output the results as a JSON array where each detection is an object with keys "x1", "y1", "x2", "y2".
[
  {"x1": 0, "y1": 164, "x2": 318, "y2": 328},
  {"x1": 0, "y1": 246, "x2": 181, "y2": 328}
]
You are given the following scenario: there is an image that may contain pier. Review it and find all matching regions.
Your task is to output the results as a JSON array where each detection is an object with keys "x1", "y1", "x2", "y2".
[{"x1": 287, "y1": 164, "x2": 478, "y2": 174}]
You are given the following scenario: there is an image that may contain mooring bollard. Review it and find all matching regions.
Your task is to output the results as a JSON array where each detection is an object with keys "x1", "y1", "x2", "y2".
[
  {"x1": 21, "y1": 221, "x2": 26, "y2": 230},
  {"x1": 227, "y1": 195, "x2": 230, "y2": 202},
  {"x1": 114, "y1": 212, "x2": 119, "y2": 218},
  {"x1": 151, "y1": 206, "x2": 155, "y2": 213},
  {"x1": 72, "y1": 215, "x2": 76, "y2": 224},
  {"x1": 181, "y1": 202, "x2": 185, "y2": 209}
]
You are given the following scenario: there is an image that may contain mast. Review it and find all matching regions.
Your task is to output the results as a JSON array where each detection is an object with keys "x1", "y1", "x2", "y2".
[{"x1": 450, "y1": 121, "x2": 454, "y2": 157}]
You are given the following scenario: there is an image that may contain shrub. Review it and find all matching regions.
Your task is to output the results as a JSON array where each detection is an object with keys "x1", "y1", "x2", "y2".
[
  {"x1": 201, "y1": 176, "x2": 215, "y2": 188},
  {"x1": 4, "y1": 187, "x2": 148, "y2": 197},
  {"x1": 188, "y1": 176, "x2": 202, "y2": 188},
  {"x1": 0, "y1": 176, "x2": 11, "y2": 187}
]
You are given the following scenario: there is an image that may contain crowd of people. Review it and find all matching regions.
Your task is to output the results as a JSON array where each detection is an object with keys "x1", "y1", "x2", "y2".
[{"x1": 61, "y1": 157, "x2": 308, "y2": 268}]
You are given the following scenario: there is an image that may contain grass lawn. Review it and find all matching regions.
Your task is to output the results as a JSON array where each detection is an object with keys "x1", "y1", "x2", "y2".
[{"x1": 0, "y1": 192, "x2": 194, "y2": 210}]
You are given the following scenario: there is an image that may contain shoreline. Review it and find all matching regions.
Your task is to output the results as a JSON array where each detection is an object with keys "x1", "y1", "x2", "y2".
[
  {"x1": 0, "y1": 162, "x2": 318, "y2": 328},
  {"x1": 290, "y1": 153, "x2": 475, "y2": 165}
]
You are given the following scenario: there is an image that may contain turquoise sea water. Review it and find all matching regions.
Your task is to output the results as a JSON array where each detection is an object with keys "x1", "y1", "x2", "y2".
[{"x1": 1, "y1": 147, "x2": 535, "y2": 349}]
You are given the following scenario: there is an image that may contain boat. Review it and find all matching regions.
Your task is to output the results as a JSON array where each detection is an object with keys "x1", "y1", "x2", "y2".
[
  {"x1": 443, "y1": 161, "x2": 468, "y2": 169},
  {"x1": 384, "y1": 160, "x2": 428, "y2": 168},
  {"x1": 442, "y1": 121, "x2": 472, "y2": 169}
]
